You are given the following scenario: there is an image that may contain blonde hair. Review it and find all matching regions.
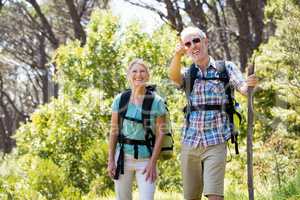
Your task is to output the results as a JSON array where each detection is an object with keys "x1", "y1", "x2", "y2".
[
  {"x1": 126, "y1": 58, "x2": 150, "y2": 77},
  {"x1": 180, "y1": 26, "x2": 206, "y2": 40}
]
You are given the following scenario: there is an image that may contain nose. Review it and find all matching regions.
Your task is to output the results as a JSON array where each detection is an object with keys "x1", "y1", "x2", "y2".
[
  {"x1": 134, "y1": 71, "x2": 143, "y2": 79},
  {"x1": 190, "y1": 41, "x2": 197, "y2": 48}
]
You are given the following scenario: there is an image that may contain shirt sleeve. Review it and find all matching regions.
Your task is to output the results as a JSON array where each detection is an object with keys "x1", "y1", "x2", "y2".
[
  {"x1": 152, "y1": 95, "x2": 167, "y2": 117},
  {"x1": 111, "y1": 93, "x2": 121, "y2": 112},
  {"x1": 225, "y1": 61, "x2": 246, "y2": 91},
  {"x1": 179, "y1": 67, "x2": 189, "y2": 90}
]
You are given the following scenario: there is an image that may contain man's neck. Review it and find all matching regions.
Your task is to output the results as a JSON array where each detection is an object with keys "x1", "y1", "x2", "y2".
[{"x1": 195, "y1": 56, "x2": 210, "y2": 71}]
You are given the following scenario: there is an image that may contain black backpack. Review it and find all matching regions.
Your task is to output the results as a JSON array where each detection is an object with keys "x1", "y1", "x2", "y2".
[
  {"x1": 114, "y1": 85, "x2": 174, "y2": 180},
  {"x1": 182, "y1": 61, "x2": 242, "y2": 154}
]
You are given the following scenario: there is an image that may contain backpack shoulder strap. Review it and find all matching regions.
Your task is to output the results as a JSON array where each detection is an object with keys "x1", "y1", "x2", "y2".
[
  {"x1": 215, "y1": 60, "x2": 229, "y2": 82},
  {"x1": 141, "y1": 88, "x2": 156, "y2": 154},
  {"x1": 183, "y1": 63, "x2": 199, "y2": 97},
  {"x1": 142, "y1": 85, "x2": 156, "y2": 125},
  {"x1": 114, "y1": 89, "x2": 131, "y2": 180},
  {"x1": 215, "y1": 60, "x2": 233, "y2": 100},
  {"x1": 119, "y1": 89, "x2": 131, "y2": 117},
  {"x1": 141, "y1": 89, "x2": 155, "y2": 126},
  {"x1": 216, "y1": 60, "x2": 240, "y2": 154},
  {"x1": 118, "y1": 89, "x2": 132, "y2": 134}
]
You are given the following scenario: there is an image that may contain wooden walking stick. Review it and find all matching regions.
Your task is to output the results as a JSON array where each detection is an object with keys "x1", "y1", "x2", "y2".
[{"x1": 247, "y1": 59, "x2": 255, "y2": 200}]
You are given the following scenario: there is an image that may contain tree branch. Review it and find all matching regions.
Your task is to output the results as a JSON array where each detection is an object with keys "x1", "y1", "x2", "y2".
[
  {"x1": 26, "y1": 0, "x2": 59, "y2": 48},
  {"x1": 65, "y1": 0, "x2": 86, "y2": 46},
  {"x1": 124, "y1": 0, "x2": 178, "y2": 31},
  {"x1": 0, "y1": 90, "x2": 29, "y2": 119}
]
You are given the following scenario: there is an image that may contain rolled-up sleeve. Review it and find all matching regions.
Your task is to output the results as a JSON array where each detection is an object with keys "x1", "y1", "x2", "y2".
[
  {"x1": 152, "y1": 97, "x2": 167, "y2": 117},
  {"x1": 225, "y1": 61, "x2": 246, "y2": 92},
  {"x1": 111, "y1": 93, "x2": 121, "y2": 112}
]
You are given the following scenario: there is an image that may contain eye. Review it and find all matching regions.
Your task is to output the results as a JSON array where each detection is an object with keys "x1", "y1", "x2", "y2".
[
  {"x1": 184, "y1": 41, "x2": 192, "y2": 48},
  {"x1": 192, "y1": 38, "x2": 201, "y2": 43}
]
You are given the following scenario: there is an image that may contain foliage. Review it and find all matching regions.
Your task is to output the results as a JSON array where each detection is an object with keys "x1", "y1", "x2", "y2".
[
  {"x1": 272, "y1": 169, "x2": 300, "y2": 200},
  {"x1": 1, "y1": 9, "x2": 182, "y2": 198},
  {"x1": 55, "y1": 10, "x2": 125, "y2": 101},
  {"x1": 15, "y1": 89, "x2": 111, "y2": 194},
  {"x1": 242, "y1": 0, "x2": 300, "y2": 196}
]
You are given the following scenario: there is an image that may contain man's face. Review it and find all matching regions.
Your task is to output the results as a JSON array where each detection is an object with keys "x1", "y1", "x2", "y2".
[{"x1": 182, "y1": 33, "x2": 208, "y2": 63}]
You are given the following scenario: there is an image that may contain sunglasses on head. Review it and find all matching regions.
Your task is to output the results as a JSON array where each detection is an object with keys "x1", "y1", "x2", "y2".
[{"x1": 184, "y1": 38, "x2": 202, "y2": 48}]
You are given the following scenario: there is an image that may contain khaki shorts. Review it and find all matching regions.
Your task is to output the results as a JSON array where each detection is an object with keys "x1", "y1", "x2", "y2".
[{"x1": 180, "y1": 143, "x2": 227, "y2": 200}]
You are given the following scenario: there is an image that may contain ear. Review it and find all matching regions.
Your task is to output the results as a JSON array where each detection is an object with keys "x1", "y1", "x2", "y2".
[{"x1": 204, "y1": 37, "x2": 209, "y2": 46}]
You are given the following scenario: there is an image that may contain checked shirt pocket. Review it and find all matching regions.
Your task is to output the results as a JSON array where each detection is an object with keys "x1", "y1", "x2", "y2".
[{"x1": 207, "y1": 80, "x2": 224, "y2": 94}]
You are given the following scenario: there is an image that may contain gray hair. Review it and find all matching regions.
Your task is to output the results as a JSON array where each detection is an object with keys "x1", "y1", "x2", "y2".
[{"x1": 180, "y1": 26, "x2": 206, "y2": 40}]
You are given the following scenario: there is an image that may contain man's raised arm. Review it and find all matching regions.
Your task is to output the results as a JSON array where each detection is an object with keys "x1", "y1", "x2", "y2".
[{"x1": 168, "y1": 43, "x2": 186, "y2": 86}]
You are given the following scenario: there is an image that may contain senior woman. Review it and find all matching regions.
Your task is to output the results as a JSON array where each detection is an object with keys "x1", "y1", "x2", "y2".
[{"x1": 107, "y1": 59, "x2": 167, "y2": 200}]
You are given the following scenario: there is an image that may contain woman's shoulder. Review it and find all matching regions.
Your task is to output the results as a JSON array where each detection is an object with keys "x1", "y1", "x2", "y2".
[
  {"x1": 153, "y1": 93, "x2": 165, "y2": 103},
  {"x1": 113, "y1": 92, "x2": 123, "y2": 101},
  {"x1": 151, "y1": 93, "x2": 166, "y2": 109},
  {"x1": 111, "y1": 92, "x2": 126, "y2": 111}
]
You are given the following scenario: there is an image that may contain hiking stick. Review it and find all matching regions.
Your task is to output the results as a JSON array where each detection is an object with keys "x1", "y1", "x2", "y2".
[{"x1": 247, "y1": 60, "x2": 255, "y2": 200}]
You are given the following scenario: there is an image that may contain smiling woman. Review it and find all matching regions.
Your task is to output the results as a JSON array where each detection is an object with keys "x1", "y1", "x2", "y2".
[{"x1": 107, "y1": 58, "x2": 168, "y2": 200}]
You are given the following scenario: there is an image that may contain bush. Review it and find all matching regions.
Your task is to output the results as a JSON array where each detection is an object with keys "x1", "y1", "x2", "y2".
[{"x1": 272, "y1": 169, "x2": 300, "y2": 200}]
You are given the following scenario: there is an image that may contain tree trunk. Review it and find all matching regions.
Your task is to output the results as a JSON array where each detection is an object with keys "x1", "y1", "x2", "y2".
[
  {"x1": 229, "y1": 0, "x2": 252, "y2": 72},
  {"x1": 65, "y1": 0, "x2": 87, "y2": 46},
  {"x1": 249, "y1": 0, "x2": 265, "y2": 49},
  {"x1": 211, "y1": 1, "x2": 232, "y2": 60},
  {"x1": 229, "y1": 0, "x2": 265, "y2": 72},
  {"x1": 184, "y1": 0, "x2": 207, "y2": 31},
  {"x1": 0, "y1": 100, "x2": 14, "y2": 153},
  {"x1": 164, "y1": 0, "x2": 184, "y2": 32}
]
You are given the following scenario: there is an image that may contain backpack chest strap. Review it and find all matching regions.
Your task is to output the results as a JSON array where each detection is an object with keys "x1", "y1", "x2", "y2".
[
  {"x1": 122, "y1": 115, "x2": 143, "y2": 123},
  {"x1": 118, "y1": 137, "x2": 148, "y2": 159}
]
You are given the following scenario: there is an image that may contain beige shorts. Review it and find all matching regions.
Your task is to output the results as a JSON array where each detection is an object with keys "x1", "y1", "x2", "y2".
[{"x1": 180, "y1": 143, "x2": 227, "y2": 199}]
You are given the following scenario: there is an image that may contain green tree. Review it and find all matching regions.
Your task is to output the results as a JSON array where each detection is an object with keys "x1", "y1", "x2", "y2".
[
  {"x1": 1, "y1": 9, "x2": 182, "y2": 199},
  {"x1": 249, "y1": 0, "x2": 300, "y2": 196}
]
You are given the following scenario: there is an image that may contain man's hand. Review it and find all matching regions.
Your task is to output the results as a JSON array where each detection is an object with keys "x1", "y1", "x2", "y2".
[
  {"x1": 240, "y1": 74, "x2": 259, "y2": 95},
  {"x1": 246, "y1": 74, "x2": 258, "y2": 87},
  {"x1": 174, "y1": 42, "x2": 187, "y2": 57}
]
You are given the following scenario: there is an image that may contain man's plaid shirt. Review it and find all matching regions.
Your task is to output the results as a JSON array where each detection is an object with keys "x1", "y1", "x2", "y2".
[{"x1": 181, "y1": 57, "x2": 246, "y2": 148}]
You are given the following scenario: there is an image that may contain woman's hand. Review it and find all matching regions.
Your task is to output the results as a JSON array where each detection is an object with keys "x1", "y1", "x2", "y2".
[
  {"x1": 142, "y1": 160, "x2": 157, "y2": 183},
  {"x1": 107, "y1": 159, "x2": 116, "y2": 179}
]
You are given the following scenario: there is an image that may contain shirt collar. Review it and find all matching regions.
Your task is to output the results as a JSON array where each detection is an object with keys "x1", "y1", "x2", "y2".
[
  {"x1": 207, "y1": 56, "x2": 217, "y2": 69},
  {"x1": 195, "y1": 56, "x2": 217, "y2": 70}
]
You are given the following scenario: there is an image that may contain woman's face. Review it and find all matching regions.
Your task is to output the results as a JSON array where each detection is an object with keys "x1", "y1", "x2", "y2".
[{"x1": 127, "y1": 63, "x2": 149, "y2": 88}]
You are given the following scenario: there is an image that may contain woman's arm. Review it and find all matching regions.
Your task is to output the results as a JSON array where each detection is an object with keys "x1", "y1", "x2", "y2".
[
  {"x1": 107, "y1": 111, "x2": 119, "y2": 178},
  {"x1": 143, "y1": 114, "x2": 166, "y2": 182}
]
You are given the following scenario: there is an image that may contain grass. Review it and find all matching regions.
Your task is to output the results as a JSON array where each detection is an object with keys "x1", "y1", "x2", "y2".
[{"x1": 102, "y1": 190, "x2": 183, "y2": 200}]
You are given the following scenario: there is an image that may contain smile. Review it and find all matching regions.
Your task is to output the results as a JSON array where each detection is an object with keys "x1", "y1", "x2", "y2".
[{"x1": 192, "y1": 50, "x2": 201, "y2": 55}]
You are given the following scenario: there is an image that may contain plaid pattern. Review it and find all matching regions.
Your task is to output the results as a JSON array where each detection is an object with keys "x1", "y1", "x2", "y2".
[{"x1": 182, "y1": 57, "x2": 245, "y2": 148}]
